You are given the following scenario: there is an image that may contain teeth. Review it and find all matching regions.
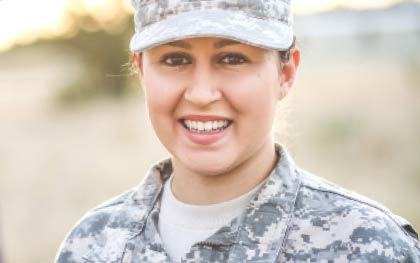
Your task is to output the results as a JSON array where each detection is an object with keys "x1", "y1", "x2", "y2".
[
  {"x1": 183, "y1": 120, "x2": 230, "y2": 132},
  {"x1": 204, "y1": 122, "x2": 212, "y2": 131}
]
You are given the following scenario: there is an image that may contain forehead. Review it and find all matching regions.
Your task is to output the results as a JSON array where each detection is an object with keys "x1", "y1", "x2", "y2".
[{"x1": 161, "y1": 38, "x2": 244, "y2": 50}]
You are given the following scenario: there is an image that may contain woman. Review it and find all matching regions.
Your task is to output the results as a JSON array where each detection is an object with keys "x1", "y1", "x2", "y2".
[{"x1": 56, "y1": 1, "x2": 420, "y2": 262}]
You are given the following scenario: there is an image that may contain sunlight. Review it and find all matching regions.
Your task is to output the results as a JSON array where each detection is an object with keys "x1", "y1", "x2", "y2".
[
  {"x1": 0, "y1": 0, "x2": 416, "y2": 51},
  {"x1": 83, "y1": 0, "x2": 106, "y2": 7},
  {"x1": 0, "y1": 0, "x2": 66, "y2": 50}
]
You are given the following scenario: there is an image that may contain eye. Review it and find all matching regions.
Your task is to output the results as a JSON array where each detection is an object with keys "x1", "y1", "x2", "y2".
[
  {"x1": 161, "y1": 53, "x2": 191, "y2": 66},
  {"x1": 219, "y1": 54, "x2": 248, "y2": 65}
]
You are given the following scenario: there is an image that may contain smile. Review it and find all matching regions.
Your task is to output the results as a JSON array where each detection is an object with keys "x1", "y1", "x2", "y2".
[{"x1": 182, "y1": 119, "x2": 232, "y2": 133}]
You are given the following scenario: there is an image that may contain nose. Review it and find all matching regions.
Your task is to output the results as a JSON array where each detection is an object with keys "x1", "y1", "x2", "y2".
[{"x1": 184, "y1": 64, "x2": 222, "y2": 107}]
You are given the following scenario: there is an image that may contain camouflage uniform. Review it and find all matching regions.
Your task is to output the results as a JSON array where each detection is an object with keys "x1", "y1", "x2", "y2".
[{"x1": 56, "y1": 144, "x2": 420, "y2": 262}]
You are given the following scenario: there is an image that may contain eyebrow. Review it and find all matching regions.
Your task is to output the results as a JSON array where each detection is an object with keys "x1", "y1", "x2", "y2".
[{"x1": 163, "y1": 39, "x2": 242, "y2": 50}]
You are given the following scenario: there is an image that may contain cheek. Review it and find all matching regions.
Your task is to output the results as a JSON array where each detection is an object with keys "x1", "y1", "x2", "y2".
[
  {"x1": 142, "y1": 73, "x2": 184, "y2": 146},
  {"x1": 224, "y1": 70, "x2": 279, "y2": 119},
  {"x1": 142, "y1": 72, "x2": 180, "y2": 116}
]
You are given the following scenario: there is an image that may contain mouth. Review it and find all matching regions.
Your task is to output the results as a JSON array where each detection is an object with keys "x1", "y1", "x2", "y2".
[{"x1": 180, "y1": 119, "x2": 233, "y2": 133}]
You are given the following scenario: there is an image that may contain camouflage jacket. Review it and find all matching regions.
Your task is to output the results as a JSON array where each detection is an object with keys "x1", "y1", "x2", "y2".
[{"x1": 56, "y1": 145, "x2": 420, "y2": 263}]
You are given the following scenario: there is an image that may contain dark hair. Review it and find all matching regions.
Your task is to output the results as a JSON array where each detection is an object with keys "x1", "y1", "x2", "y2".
[{"x1": 278, "y1": 36, "x2": 296, "y2": 63}]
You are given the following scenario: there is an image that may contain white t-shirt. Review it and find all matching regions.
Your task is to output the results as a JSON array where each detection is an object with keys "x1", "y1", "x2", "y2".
[{"x1": 158, "y1": 174, "x2": 268, "y2": 262}]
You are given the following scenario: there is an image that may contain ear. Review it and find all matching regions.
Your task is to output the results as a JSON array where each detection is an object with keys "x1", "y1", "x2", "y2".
[
  {"x1": 134, "y1": 53, "x2": 143, "y2": 76},
  {"x1": 278, "y1": 48, "x2": 300, "y2": 100}
]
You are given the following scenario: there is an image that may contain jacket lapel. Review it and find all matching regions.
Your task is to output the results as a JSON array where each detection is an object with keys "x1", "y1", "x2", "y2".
[
  {"x1": 83, "y1": 159, "x2": 172, "y2": 263},
  {"x1": 82, "y1": 146, "x2": 300, "y2": 263}
]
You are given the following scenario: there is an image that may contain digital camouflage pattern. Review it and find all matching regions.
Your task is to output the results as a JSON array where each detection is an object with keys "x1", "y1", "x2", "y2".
[
  {"x1": 56, "y1": 144, "x2": 420, "y2": 263},
  {"x1": 129, "y1": 0, "x2": 294, "y2": 52}
]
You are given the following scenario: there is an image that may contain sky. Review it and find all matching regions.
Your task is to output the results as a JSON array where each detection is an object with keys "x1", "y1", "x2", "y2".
[{"x1": 0, "y1": 0, "x2": 414, "y2": 51}]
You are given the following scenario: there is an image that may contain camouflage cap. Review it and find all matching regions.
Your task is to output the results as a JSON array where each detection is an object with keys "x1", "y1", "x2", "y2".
[{"x1": 129, "y1": 0, "x2": 294, "y2": 53}]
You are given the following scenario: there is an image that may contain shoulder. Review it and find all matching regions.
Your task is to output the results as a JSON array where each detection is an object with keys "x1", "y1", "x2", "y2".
[
  {"x1": 55, "y1": 159, "x2": 171, "y2": 263},
  {"x1": 282, "y1": 169, "x2": 420, "y2": 262},
  {"x1": 55, "y1": 189, "x2": 137, "y2": 263},
  {"x1": 297, "y1": 168, "x2": 418, "y2": 240}
]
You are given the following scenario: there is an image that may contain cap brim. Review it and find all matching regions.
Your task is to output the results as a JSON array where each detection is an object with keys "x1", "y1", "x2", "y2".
[{"x1": 130, "y1": 9, "x2": 293, "y2": 53}]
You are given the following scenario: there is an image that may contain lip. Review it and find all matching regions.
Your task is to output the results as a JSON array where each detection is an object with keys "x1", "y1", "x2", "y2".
[{"x1": 179, "y1": 115, "x2": 232, "y2": 145}]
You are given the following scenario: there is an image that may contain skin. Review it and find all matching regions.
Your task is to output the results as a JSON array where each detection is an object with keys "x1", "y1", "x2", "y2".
[{"x1": 135, "y1": 37, "x2": 300, "y2": 205}]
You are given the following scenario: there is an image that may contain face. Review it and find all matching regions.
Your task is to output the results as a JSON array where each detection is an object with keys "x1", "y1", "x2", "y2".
[{"x1": 137, "y1": 37, "x2": 298, "y2": 177}]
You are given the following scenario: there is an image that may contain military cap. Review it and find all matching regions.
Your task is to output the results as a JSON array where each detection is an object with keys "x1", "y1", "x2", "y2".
[{"x1": 129, "y1": 0, "x2": 294, "y2": 53}]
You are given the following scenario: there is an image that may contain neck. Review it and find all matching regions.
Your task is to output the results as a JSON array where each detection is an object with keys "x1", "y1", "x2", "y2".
[{"x1": 171, "y1": 141, "x2": 277, "y2": 205}]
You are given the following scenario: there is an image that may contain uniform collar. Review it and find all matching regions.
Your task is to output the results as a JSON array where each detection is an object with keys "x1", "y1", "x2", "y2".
[
  {"x1": 82, "y1": 160, "x2": 172, "y2": 262},
  {"x1": 226, "y1": 144, "x2": 301, "y2": 262},
  {"x1": 131, "y1": 144, "x2": 301, "y2": 263},
  {"x1": 85, "y1": 144, "x2": 301, "y2": 263}
]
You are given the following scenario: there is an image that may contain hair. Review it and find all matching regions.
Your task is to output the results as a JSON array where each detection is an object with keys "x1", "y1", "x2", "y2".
[{"x1": 278, "y1": 36, "x2": 297, "y2": 63}]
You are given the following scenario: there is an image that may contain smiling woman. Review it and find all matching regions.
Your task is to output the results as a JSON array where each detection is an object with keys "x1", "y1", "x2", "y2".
[
  {"x1": 55, "y1": 0, "x2": 420, "y2": 263},
  {"x1": 136, "y1": 37, "x2": 294, "y2": 204}
]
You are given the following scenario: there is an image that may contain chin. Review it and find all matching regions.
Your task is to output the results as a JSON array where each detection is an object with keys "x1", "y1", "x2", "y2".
[
  {"x1": 179, "y1": 154, "x2": 237, "y2": 177},
  {"x1": 188, "y1": 165, "x2": 232, "y2": 177}
]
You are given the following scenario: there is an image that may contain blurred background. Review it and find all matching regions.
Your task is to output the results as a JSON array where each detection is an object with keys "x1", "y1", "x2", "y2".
[{"x1": 0, "y1": 0, "x2": 419, "y2": 262}]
